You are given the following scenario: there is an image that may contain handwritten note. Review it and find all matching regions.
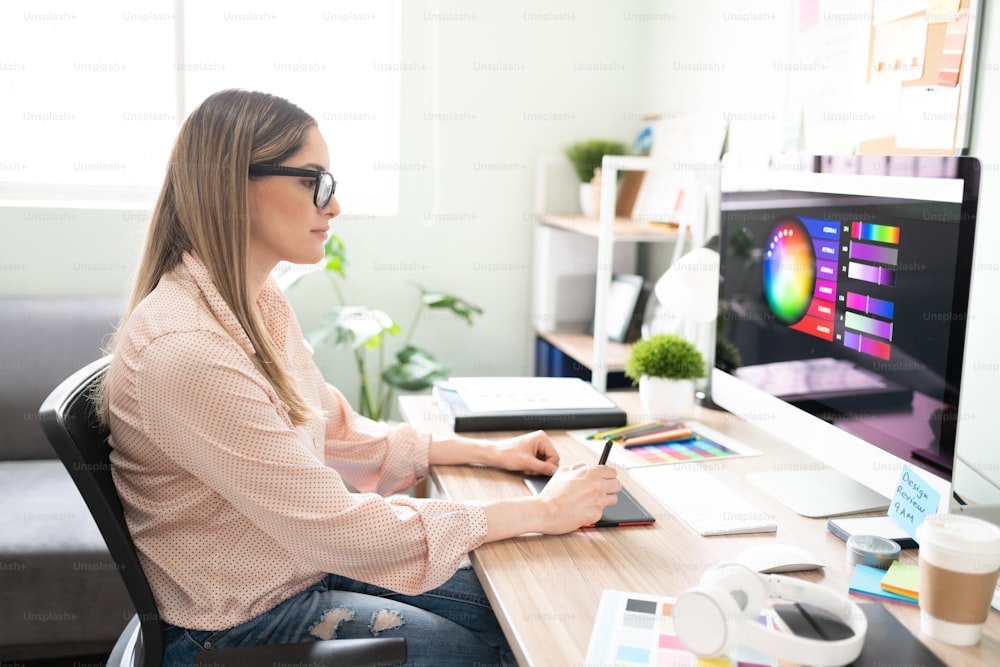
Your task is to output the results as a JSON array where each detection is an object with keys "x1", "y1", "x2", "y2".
[{"x1": 889, "y1": 465, "x2": 941, "y2": 540}]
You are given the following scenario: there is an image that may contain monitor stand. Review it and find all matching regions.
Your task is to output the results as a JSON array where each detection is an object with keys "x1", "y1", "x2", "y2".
[{"x1": 747, "y1": 470, "x2": 891, "y2": 518}]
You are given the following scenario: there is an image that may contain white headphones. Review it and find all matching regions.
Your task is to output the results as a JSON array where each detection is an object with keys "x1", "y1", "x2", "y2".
[{"x1": 673, "y1": 563, "x2": 867, "y2": 666}]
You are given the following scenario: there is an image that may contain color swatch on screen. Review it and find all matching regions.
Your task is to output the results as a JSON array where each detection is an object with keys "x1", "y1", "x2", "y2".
[
  {"x1": 763, "y1": 217, "x2": 816, "y2": 325},
  {"x1": 763, "y1": 216, "x2": 840, "y2": 342},
  {"x1": 846, "y1": 292, "x2": 895, "y2": 319},
  {"x1": 844, "y1": 331, "x2": 892, "y2": 360},
  {"x1": 584, "y1": 590, "x2": 776, "y2": 666},
  {"x1": 852, "y1": 221, "x2": 900, "y2": 244},
  {"x1": 843, "y1": 221, "x2": 900, "y2": 360}
]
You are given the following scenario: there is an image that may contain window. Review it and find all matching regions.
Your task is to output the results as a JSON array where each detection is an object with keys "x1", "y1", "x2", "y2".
[{"x1": 0, "y1": 0, "x2": 400, "y2": 213}]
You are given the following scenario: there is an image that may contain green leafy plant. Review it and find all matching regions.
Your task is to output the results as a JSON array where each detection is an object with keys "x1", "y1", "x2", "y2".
[
  {"x1": 283, "y1": 234, "x2": 483, "y2": 420},
  {"x1": 564, "y1": 139, "x2": 629, "y2": 183},
  {"x1": 624, "y1": 334, "x2": 706, "y2": 384}
]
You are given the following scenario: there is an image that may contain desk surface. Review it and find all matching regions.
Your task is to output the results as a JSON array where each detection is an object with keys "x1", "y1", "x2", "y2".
[{"x1": 399, "y1": 393, "x2": 1000, "y2": 667}]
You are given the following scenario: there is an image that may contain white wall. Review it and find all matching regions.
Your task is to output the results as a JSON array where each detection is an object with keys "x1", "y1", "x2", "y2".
[
  {"x1": 287, "y1": 1, "x2": 657, "y2": 409},
  {"x1": 0, "y1": 208, "x2": 146, "y2": 295},
  {"x1": 0, "y1": 0, "x2": 654, "y2": 415},
  {"x1": 4, "y1": 0, "x2": 998, "y2": 464}
]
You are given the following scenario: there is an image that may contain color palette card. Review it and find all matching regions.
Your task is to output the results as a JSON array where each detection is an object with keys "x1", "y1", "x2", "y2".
[
  {"x1": 584, "y1": 589, "x2": 777, "y2": 666},
  {"x1": 572, "y1": 421, "x2": 760, "y2": 469}
]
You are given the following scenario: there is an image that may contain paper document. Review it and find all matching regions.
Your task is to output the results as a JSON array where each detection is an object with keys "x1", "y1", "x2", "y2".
[{"x1": 446, "y1": 377, "x2": 615, "y2": 413}]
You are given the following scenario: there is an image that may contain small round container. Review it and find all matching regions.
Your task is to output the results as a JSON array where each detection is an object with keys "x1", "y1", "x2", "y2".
[{"x1": 846, "y1": 534, "x2": 902, "y2": 570}]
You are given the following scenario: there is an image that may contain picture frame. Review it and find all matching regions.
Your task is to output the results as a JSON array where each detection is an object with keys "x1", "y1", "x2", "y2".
[{"x1": 591, "y1": 273, "x2": 646, "y2": 343}]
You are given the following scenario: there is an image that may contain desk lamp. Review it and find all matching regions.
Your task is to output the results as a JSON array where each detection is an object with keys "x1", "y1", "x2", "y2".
[{"x1": 645, "y1": 246, "x2": 720, "y2": 405}]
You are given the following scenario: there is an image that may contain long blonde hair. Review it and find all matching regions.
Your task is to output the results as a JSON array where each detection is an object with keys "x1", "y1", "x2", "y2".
[{"x1": 98, "y1": 89, "x2": 316, "y2": 426}]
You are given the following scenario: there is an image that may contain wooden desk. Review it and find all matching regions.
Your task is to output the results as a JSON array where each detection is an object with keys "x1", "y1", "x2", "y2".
[{"x1": 399, "y1": 393, "x2": 1000, "y2": 667}]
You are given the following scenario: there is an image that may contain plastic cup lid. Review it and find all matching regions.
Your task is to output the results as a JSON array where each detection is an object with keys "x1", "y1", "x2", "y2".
[{"x1": 916, "y1": 513, "x2": 1000, "y2": 557}]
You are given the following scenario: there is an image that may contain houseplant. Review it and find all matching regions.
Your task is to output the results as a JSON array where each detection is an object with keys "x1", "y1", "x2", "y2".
[
  {"x1": 564, "y1": 139, "x2": 628, "y2": 217},
  {"x1": 281, "y1": 234, "x2": 482, "y2": 421},
  {"x1": 624, "y1": 333, "x2": 706, "y2": 419}
]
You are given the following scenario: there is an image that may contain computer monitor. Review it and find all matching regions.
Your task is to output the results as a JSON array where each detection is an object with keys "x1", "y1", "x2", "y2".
[{"x1": 712, "y1": 155, "x2": 980, "y2": 517}]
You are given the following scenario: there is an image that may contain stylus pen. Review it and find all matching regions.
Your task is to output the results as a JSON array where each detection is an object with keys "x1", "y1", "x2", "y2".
[{"x1": 598, "y1": 439, "x2": 614, "y2": 466}]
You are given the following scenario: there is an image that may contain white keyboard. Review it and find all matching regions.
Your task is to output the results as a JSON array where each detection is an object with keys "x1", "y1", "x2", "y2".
[{"x1": 629, "y1": 467, "x2": 778, "y2": 536}]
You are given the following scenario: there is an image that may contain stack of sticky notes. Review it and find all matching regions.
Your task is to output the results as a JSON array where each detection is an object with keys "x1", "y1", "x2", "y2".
[
  {"x1": 880, "y1": 561, "x2": 919, "y2": 601},
  {"x1": 849, "y1": 561, "x2": 919, "y2": 605}
]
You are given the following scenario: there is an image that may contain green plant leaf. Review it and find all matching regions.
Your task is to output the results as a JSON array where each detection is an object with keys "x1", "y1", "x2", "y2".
[
  {"x1": 383, "y1": 345, "x2": 449, "y2": 391},
  {"x1": 329, "y1": 306, "x2": 399, "y2": 349},
  {"x1": 304, "y1": 318, "x2": 343, "y2": 350},
  {"x1": 323, "y1": 233, "x2": 348, "y2": 277},
  {"x1": 624, "y1": 334, "x2": 706, "y2": 383},
  {"x1": 564, "y1": 139, "x2": 629, "y2": 182},
  {"x1": 412, "y1": 283, "x2": 484, "y2": 325}
]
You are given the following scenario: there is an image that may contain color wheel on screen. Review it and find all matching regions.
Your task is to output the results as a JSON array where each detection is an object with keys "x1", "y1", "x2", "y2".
[{"x1": 763, "y1": 218, "x2": 815, "y2": 325}]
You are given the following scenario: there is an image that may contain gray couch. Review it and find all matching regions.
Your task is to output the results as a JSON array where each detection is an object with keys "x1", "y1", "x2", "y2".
[{"x1": 0, "y1": 296, "x2": 133, "y2": 662}]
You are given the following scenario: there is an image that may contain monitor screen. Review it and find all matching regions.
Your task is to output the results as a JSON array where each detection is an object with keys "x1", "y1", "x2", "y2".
[{"x1": 712, "y1": 155, "x2": 980, "y2": 513}]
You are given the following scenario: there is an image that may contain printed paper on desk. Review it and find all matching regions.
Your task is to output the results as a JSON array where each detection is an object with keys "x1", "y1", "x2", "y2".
[
  {"x1": 888, "y1": 465, "x2": 941, "y2": 540},
  {"x1": 570, "y1": 421, "x2": 760, "y2": 469},
  {"x1": 584, "y1": 589, "x2": 777, "y2": 667}
]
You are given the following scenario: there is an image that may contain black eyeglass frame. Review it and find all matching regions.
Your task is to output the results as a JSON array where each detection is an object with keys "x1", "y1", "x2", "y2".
[{"x1": 248, "y1": 164, "x2": 337, "y2": 209}]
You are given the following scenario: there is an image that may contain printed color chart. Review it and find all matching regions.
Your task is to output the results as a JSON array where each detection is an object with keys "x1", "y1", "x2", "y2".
[
  {"x1": 623, "y1": 435, "x2": 738, "y2": 467},
  {"x1": 578, "y1": 421, "x2": 760, "y2": 469},
  {"x1": 584, "y1": 590, "x2": 776, "y2": 666}
]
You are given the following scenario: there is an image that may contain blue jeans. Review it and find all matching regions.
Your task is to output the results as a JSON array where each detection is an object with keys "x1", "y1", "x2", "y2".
[{"x1": 161, "y1": 566, "x2": 516, "y2": 667}]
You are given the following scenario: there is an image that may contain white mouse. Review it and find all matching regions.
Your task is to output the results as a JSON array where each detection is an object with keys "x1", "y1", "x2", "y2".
[{"x1": 735, "y1": 543, "x2": 825, "y2": 574}]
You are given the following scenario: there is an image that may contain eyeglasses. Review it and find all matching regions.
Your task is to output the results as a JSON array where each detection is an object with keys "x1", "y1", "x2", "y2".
[{"x1": 248, "y1": 164, "x2": 337, "y2": 209}]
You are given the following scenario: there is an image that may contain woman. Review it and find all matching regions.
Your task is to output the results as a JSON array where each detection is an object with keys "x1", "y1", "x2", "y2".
[{"x1": 98, "y1": 89, "x2": 620, "y2": 666}]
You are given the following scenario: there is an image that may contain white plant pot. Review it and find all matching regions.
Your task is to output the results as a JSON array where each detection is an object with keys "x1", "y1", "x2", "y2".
[
  {"x1": 579, "y1": 183, "x2": 596, "y2": 217},
  {"x1": 639, "y1": 376, "x2": 695, "y2": 421}
]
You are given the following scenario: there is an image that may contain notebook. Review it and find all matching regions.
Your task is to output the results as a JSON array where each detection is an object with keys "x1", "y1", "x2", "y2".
[
  {"x1": 523, "y1": 475, "x2": 656, "y2": 528},
  {"x1": 433, "y1": 377, "x2": 627, "y2": 432}
]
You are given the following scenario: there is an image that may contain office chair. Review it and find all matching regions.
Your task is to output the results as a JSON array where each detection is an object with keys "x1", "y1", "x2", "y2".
[{"x1": 39, "y1": 356, "x2": 406, "y2": 667}]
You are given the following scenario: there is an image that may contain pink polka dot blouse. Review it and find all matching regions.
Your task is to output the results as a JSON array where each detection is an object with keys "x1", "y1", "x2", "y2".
[{"x1": 106, "y1": 252, "x2": 488, "y2": 631}]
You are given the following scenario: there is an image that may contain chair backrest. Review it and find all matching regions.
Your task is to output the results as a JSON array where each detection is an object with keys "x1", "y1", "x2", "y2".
[{"x1": 39, "y1": 356, "x2": 163, "y2": 667}]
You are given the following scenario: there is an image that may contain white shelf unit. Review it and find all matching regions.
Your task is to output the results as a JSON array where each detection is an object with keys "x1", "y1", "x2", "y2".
[
  {"x1": 592, "y1": 156, "x2": 682, "y2": 391},
  {"x1": 533, "y1": 155, "x2": 699, "y2": 392}
]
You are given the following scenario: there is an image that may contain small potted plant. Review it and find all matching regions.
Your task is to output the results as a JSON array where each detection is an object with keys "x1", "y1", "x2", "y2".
[
  {"x1": 624, "y1": 333, "x2": 706, "y2": 420},
  {"x1": 565, "y1": 139, "x2": 628, "y2": 217}
]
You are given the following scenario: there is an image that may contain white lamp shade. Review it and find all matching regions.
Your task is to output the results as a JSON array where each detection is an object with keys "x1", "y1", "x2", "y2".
[{"x1": 653, "y1": 247, "x2": 720, "y2": 323}]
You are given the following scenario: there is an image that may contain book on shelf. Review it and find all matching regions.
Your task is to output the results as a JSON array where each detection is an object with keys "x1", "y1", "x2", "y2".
[{"x1": 432, "y1": 376, "x2": 627, "y2": 432}]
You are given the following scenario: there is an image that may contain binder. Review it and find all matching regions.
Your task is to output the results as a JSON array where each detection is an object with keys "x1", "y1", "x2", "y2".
[{"x1": 432, "y1": 377, "x2": 627, "y2": 432}]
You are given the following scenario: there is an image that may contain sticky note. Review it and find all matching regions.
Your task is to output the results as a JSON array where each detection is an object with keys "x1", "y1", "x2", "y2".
[
  {"x1": 849, "y1": 564, "x2": 918, "y2": 606},
  {"x1": 880, "y1": 560, "x2": 919, "y2": 600},
  {"x1": 888, "y1": 465, "x2": 941, "y2": 539}
]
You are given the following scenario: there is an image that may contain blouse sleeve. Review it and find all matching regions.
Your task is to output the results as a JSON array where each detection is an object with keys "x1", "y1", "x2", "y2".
[
  {"x1": 135, "y1": 330, "x2": 488, "y2": 595},
  {"x1": 318, "y1": 379, "x2": 431, "y2": 497}
]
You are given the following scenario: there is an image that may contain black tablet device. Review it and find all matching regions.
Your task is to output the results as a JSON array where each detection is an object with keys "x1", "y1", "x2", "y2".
[{"x1": 524, "y1": 475, "x2": 656, "y2": 528}]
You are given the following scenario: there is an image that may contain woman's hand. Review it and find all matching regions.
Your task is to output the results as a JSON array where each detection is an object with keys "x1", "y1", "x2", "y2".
[
  {"x1": 492, "y1": 430, "x2": 560, "y2": 476},
  {"x1": 535, "y1": 463, "x2": 620, "y2": 533},
  {"x1": 481, "y1": 462, "x2": 621, "y2": 542}
]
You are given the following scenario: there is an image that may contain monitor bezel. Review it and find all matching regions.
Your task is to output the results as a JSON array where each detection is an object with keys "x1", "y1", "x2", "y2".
[{"x1": 711, "y1": 155, "x2": 981, "y2": 509}]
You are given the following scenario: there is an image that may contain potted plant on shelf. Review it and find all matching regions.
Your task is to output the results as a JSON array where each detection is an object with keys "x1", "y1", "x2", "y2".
[
  {"x1": 564, "y1": 139, "x2": 628, "y2": 217},
  {"x1": 624, "y1": 333, "x2": 706, "y2": 420}
]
